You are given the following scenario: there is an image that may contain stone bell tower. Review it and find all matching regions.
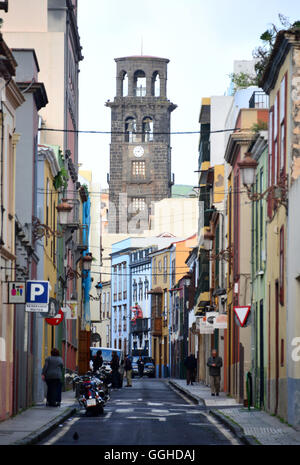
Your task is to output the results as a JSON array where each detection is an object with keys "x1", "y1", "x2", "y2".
[{"x1": 106, "y1": 55, "x2": 177, "y2": 234}]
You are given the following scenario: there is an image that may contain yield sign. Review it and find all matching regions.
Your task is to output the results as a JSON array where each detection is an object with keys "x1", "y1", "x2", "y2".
[
  {"x1": 233, "y1": 306, "x2": 251, "y2": 327},
  {"x1": 46, "y1": 309, "x2": 64, "y2": 326}
]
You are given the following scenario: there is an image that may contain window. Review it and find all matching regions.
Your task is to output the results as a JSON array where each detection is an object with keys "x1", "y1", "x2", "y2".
[
  {"x1": 163, "y1": 256, "x2": 168, "y2": 283},
  {"x1": 268, "y1": 109, "x2": 273, "y2": 187},
  {"x1": 153, "y1": 258, "x2": 157, "y2": 285},
  {"x1": 106, "y1": 292, "x2": 110, "y2": 318},
  {"x1": 132, "y1": 161, "x2": 146, "y2": 178},
  {"x1": 133, "y1": 279, "x2": 137, "y2": 302},
  {"x1": 131, "y1": 197, "x2": 146, "y2": 212},
  {"x1": 260, "y1": 169, "x2": 263, "y2": 268},
  {"x1": 138, "y1": 278, "x2": 143, "y2": 300},
  {"x1": 171, "y1": 259, "x2": 176, "y2": 286},
  {"x1": 142, "y1": 117, "x2": 153, "y2": 142},
  {"x1": 113, "y1": 266, "x2": 117, "y2": 301},
  {"x1": 279, "y1": 226, "x2": 284, "y2": 305},
  {"x1": 144, "y1": 277, "x2": 149, "y2": 299},
  {"x1": 280, "y1": 74, "x2": 287, "y2": 173},
  {"x1": 125, "y1": 117, "x2": 136, "y2": 142},
  {"x1": 118, "y1": 264, "x2": 122, "y2": 299},
  {"x1": 123, "y1": 262, "x2": 127, "y2": 298}
]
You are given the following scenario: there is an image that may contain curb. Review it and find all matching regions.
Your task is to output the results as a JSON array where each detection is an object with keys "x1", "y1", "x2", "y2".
[
  {"x1": 209, "y1": 409, "x2": 259, "y2": 445},
  {"x1": 168, "y1": 380, "x2": 203, "y2": 405},
  {"x1": 168, "y1": 380, "x2": 259, "y2": 446},
  {"x1": 13, "y1": 404, "x2": 78, "y2": 445}
]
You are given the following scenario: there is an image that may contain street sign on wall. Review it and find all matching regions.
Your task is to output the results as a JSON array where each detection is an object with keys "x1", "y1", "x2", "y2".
[
  {"x1": 233, "y1": 306, "x2": 251, "y2": 327},
  {"x1": 8, "y1": 282, "x2": 26, "y2": 304},
  {"x1": 25, "y1": 280, "x2": 49, "y2": 312}
]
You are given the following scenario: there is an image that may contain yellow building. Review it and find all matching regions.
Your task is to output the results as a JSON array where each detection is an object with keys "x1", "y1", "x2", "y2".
[
  {"x1": 37, "y1": 145, "x2": 60, "y2": 364},
  {"x1": 149, "y1": 234, "x2": 196, "y2": 378}
]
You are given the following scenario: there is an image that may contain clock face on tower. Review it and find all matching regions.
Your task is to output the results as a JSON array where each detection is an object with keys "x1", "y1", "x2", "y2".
[{"x1": 133, "y1": 146, "x2": 144, "y2": 158}]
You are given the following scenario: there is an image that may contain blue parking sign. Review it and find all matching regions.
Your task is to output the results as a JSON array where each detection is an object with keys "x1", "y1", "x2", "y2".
[{"x1": 26, "y1": 281, "x2": 49, "y2": 312}]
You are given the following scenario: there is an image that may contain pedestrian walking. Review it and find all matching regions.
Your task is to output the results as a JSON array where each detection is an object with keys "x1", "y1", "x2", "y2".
[
  {"x1": 137, "y1": 356, "x2": 144, "y2": 378},
  {"x1": 207, "y1": 349, "x2": 223, "y2": 396},
  {"x1": 110, "y1": 351, "x2": 120, "y2": 389},
  {"x1": 124, "y1": 355, "x2": 133, "y2": 387},
  {"x1": 184, "y1": 353, "x2": 197, "y2": 385},
  {"x1": 42, "y1": 348, "x2": 64, "y2": 407},
  {"x1": 93, "y1": 350, "x2": 103, "y2": 373}
]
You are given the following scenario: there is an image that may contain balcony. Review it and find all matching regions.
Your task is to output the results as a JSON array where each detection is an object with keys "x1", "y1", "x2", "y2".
[
  {"x1": 249, "y1": 91, "x2": 269, "y2": 109},
  {"x1": 130, "y1": 318, "x2": 149, "y2": 334},
  {"x1": 151, "y1": 317, "x2": 162, "y2": 336}
]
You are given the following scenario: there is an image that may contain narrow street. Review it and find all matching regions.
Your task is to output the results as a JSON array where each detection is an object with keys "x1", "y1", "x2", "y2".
[{"x1": 40, "y1": 378, "x2": 240, "y2": 446}]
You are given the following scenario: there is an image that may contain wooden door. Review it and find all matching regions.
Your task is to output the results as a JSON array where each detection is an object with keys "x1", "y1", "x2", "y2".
[{"x1": 78, "y1": 330, "x2": 90, "y2": 375}]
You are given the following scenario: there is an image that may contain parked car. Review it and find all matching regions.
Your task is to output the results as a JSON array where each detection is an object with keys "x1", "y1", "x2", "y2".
[
  {"x1": 143, "y1": 357, "x2": 155, "y2": 377},
  {"x1": 131, "y1": 356, "x2": 155, "y2": 378}
]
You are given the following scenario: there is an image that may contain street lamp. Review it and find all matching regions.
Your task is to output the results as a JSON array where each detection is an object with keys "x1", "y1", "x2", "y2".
[
  {"x1": 56, "y1": 199, "x2": 73, "y2": 226},
  {"x1": 238, "y1": 151, "x2": 288, "y2": 208},
  {"x1": 238, "y1": 152, "x2": 258, "y2": 187},
  {"x1": 203, "y1": 229, "x2": 214, "y2": 251},
  {"x1": 95, "y1": 281, "x2": 103, "y2": 298},
  {"x1": 82, "y1": 253, "x2": 93, "y2": 272}
]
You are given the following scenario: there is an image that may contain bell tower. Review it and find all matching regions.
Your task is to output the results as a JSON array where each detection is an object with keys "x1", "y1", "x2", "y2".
[{"x1": 106, "y1": 56, "x2": 177, "y2": 234}]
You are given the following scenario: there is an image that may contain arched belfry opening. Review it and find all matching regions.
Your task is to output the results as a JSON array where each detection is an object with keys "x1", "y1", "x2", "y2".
[
  {"x1": 152, "y1": 71, "x2": 160, "y2": 97},
  {"x1": 121, "y1": 71, "x2": 128, "y2": 97},
  {"x1": 134, "y1": 70, "x2": 146, "y2": 97}
]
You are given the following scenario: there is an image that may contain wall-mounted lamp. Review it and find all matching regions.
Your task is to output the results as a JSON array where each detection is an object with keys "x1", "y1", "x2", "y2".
[
  {"x1": 238, "y1": 152, "x2": 288, "y2": 208},
  {"x1": 56, "y1": 199, "x2": 73, "y2": 226},
  {"x1": 82, "y1": 253, "x2": 93, "y2": 272}
]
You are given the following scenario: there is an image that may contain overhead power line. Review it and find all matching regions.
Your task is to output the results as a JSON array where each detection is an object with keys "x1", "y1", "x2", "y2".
[{"x1": 38, "y1": 127, "x2": 242, "y2": 135}]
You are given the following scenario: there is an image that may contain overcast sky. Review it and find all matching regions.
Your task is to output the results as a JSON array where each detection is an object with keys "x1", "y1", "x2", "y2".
[{"x1": 77, "y1": 0, "x2": 300, "y2": 190}]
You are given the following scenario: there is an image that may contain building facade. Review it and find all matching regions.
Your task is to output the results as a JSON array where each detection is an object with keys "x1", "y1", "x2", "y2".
[{"x1": 0, "y1": 33, "x2": 24, "y2": 422}]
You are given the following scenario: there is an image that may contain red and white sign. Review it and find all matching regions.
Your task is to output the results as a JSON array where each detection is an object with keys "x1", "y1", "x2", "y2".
[
  {"x1": 233, "y1": 306, "x2": 251, "y2": 327},
  {"x1": 45, "y1": 309, "x2": 64, "y2": 326}
]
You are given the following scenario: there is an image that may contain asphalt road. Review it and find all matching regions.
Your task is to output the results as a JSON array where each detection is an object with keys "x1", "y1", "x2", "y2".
[{"x1": 40, "y1": 378, "x2": 240, "y2": 446}]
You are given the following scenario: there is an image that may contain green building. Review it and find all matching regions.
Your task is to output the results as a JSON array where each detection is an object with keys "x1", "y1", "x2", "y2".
[{"x1": 249, "y1": 131, "x2": 268, "y2": 408}]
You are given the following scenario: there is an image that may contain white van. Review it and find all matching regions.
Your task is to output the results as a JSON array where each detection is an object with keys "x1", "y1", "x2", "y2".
[{"x1": 90, "y1": 346, "x2": 124, "y2": 373}]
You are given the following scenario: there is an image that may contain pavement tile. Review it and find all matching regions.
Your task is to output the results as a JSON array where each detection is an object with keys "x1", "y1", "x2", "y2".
[{"x1": 0, "y1": 389, "x2": 77, "y2": 445}]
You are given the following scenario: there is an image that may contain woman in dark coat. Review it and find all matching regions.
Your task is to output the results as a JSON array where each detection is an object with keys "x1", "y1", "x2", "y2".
[
  {"x1": 42, "y1": 348, "x2": 64, "y2": 407},
  {"x1": 110, "y1": 351, "x2": 120, "y2": 389}
]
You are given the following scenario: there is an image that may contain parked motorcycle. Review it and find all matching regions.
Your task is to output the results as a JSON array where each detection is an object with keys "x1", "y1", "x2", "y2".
[
  {"x1": 73, "y1": 372, "x2": 106, "y2": 415},
  {"x1": 93, "y1": 366, "x2": 111, "y2": 403}
]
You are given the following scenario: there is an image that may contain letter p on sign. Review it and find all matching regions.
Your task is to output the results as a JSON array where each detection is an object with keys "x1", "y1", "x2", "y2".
[
  {"x1": 26, "y1": 280, "x2": 49, "y2": 304},
  {"x1": 30, "y1": 284, "x2": 44, "y2": 301}
]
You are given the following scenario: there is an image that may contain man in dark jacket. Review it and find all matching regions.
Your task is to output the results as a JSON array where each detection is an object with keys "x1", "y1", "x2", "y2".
[
  {"x1": 184, "y1": 354, "x2": 197, "y2": 385},
  {"x1": 93, "y1": 350, "x2": 103, "y2": 372},
  {"x1": 207, "y1": 349, "x2": 223, "y2": 396},
  {"x1": 124, "y1": 355, "x2": 133, "y2": 387}
]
